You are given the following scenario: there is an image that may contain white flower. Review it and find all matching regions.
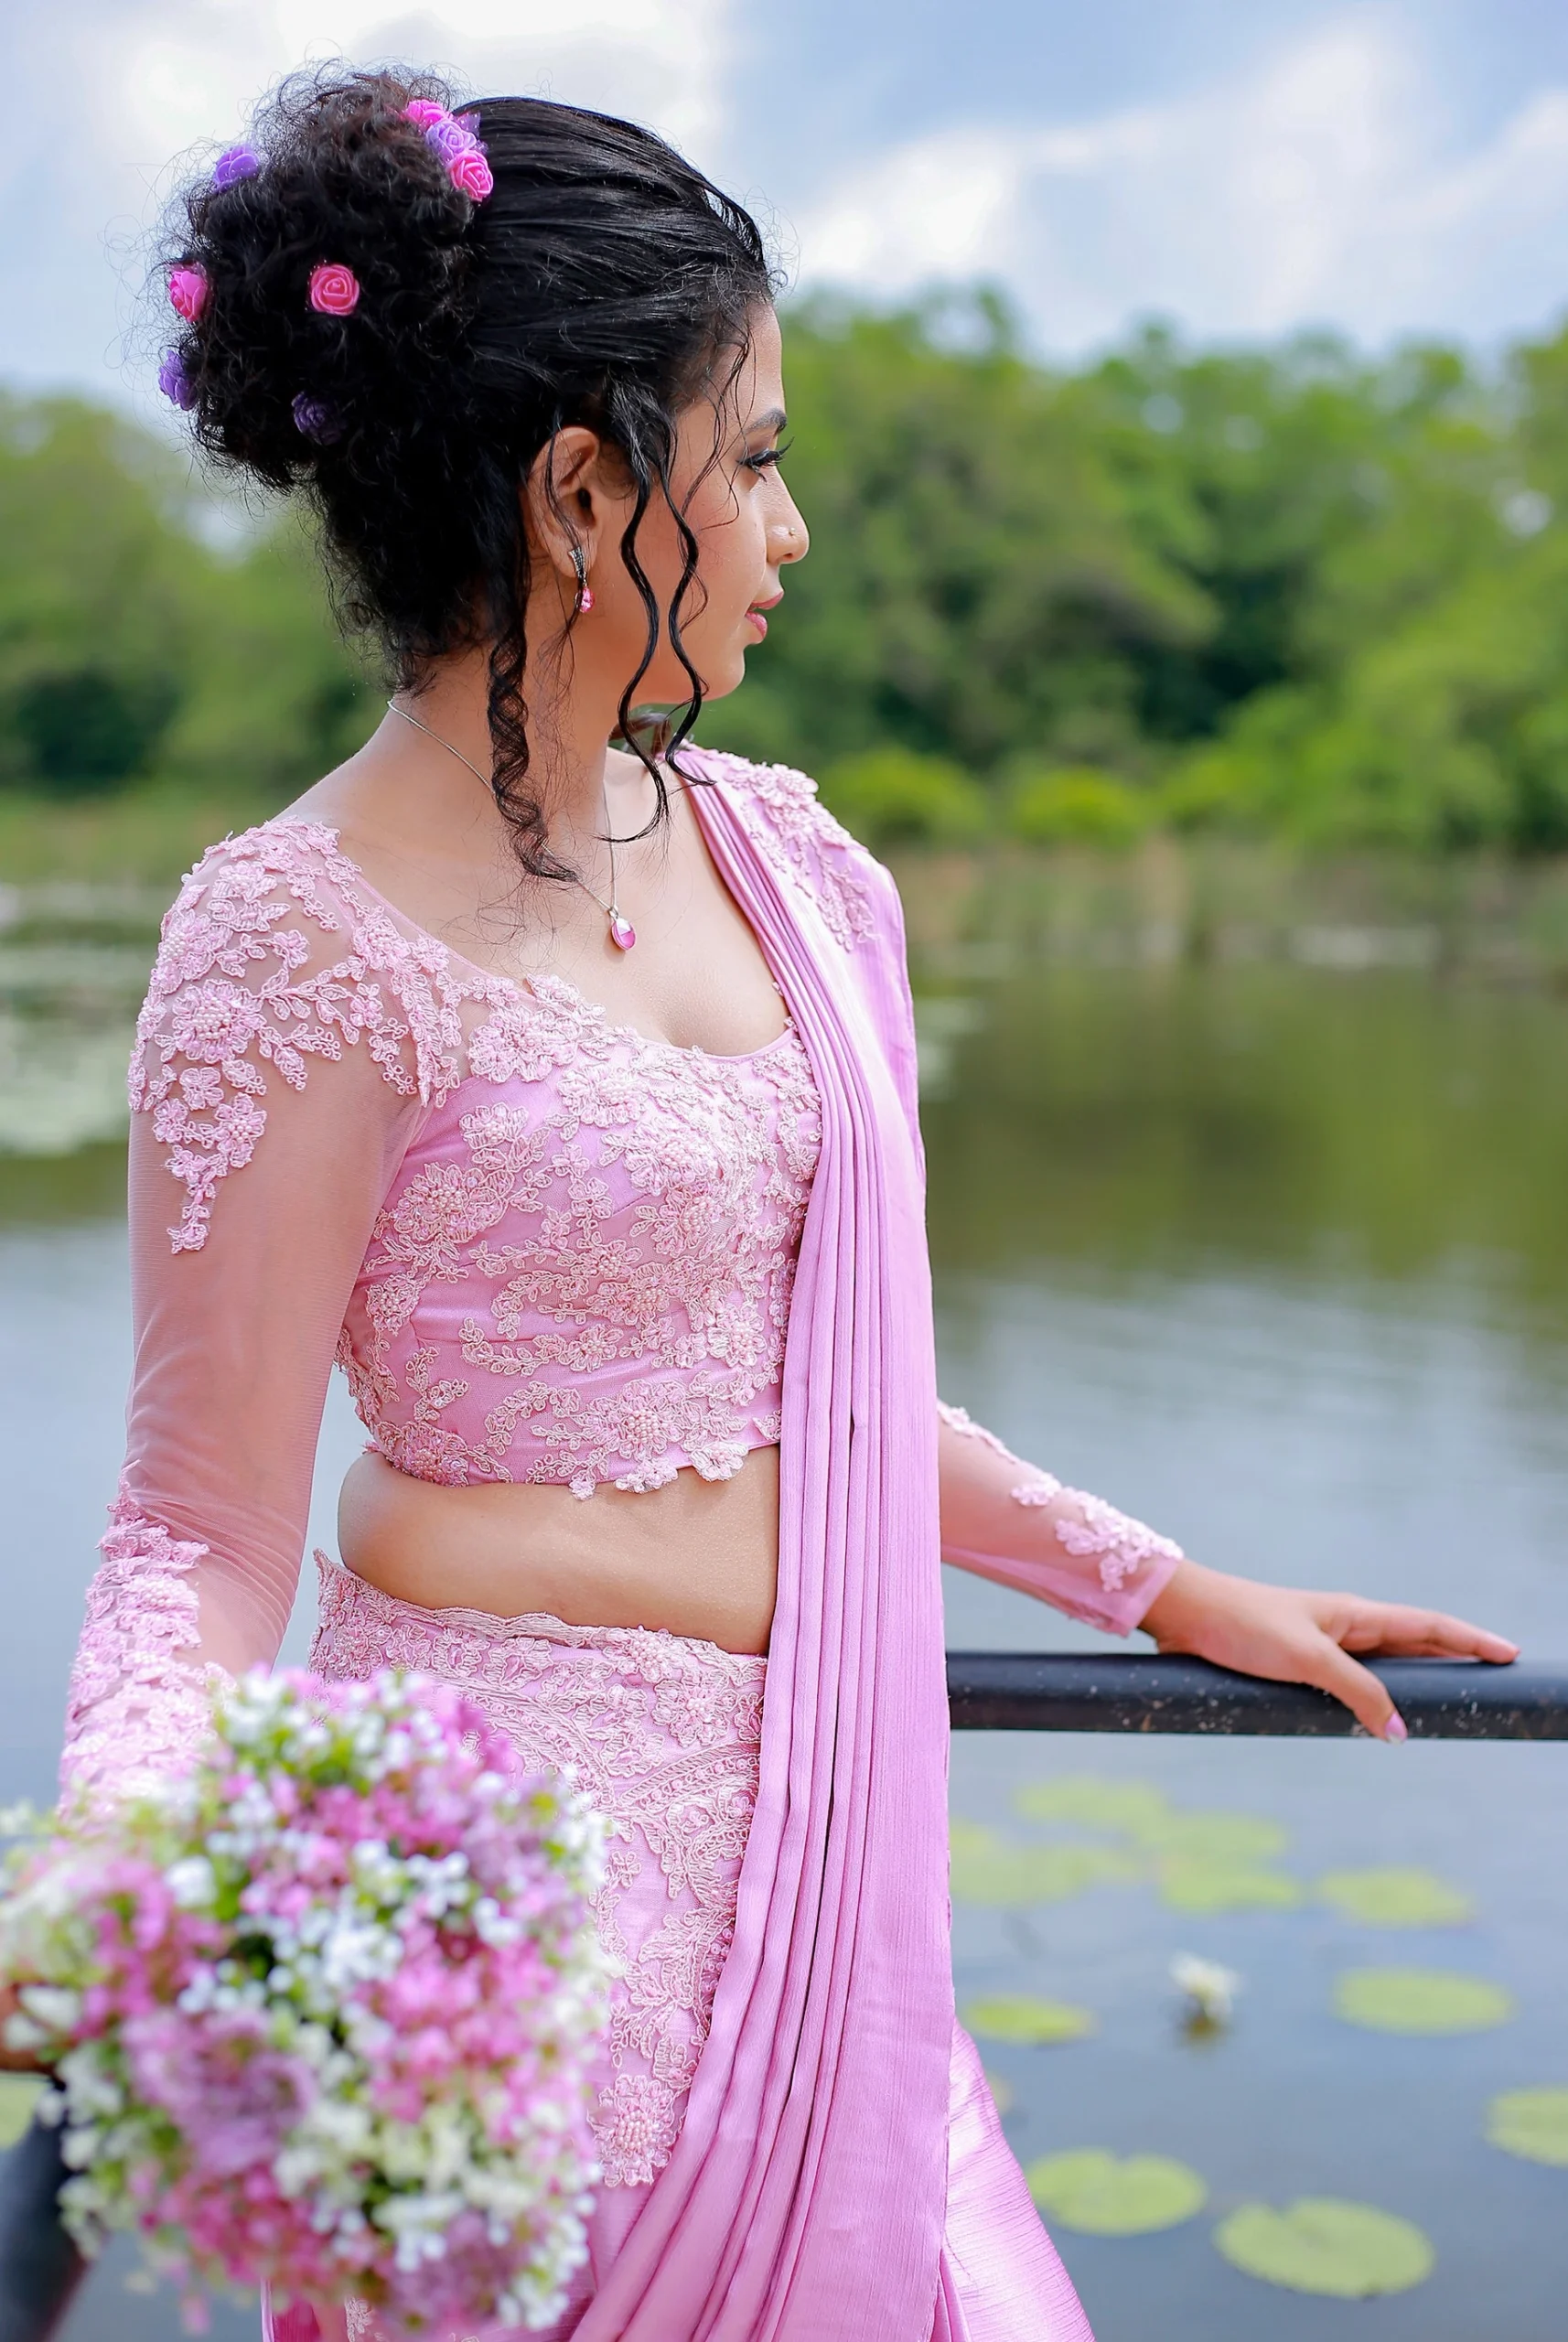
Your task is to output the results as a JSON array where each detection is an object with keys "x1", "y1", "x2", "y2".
[
  {"x1": 165, "y1": 1856, "x2": 216, "y2": 1908},
  {"x1": 1171, "y1": 1952, "x2": 1241, "y2": 2024},
  {"x1": 19, "y1": 1985, "x2": 81, "y2": 2036}
]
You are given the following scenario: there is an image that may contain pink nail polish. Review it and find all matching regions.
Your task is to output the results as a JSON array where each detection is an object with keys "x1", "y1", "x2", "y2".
[{"x1": 1384, "y1": 1713, "x2": 1408, "y2": 1743}]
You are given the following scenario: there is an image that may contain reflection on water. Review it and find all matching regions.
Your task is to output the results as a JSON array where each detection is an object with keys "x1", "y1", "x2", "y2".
[
  {"x1": 2, "y1": 918, "x2": 1567, "y2": 2340},
  {"x1": 0, "y1": 885, "x2": 153, "y2": 1156},
  {"x1": 922, "y1": 960, "x2": 1568, "y2": 2342}
]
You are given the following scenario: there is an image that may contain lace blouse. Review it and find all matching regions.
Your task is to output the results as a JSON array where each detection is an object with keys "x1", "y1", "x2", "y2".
[{"x1": 59, "y1": 752, "x2": 1183, "y2": 1802}]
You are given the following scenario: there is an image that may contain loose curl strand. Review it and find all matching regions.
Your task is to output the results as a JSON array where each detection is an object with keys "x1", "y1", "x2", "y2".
[{"x1": 157, "y1": 66, "x2": 779, "y2": 876}]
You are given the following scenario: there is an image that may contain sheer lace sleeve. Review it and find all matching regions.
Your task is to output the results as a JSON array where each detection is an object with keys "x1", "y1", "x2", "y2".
[
  {"x1": 937, "y1": 1401, "x2": 1184, "y2": 1637},
  {"x1": 60, "y1": 822, "x2": 434, "y2": 1806}
]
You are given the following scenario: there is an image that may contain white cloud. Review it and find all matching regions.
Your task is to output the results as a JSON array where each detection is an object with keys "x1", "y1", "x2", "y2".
[
  {"x1": 795, "y1": 18, "x2": 1568, "y2": 351},
  {"x1": 8, "y1": 3, "x2": 1568, "y2": 408},
  {"x1": 0, "y1": 0, "x2": 732, "y2": 402}
]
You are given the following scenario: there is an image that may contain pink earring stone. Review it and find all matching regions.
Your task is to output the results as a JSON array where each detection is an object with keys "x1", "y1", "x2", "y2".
[
  {"x1": 578, "y1": 585, "x2": 595, "y2": 613},
  {"x1": 609, "y1": 912, "x2": 637, "y2": 951}
]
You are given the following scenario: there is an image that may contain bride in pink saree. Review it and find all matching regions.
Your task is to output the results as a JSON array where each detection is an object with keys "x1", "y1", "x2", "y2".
[{"x1": 39, "y1": 66, "x2": 1515, "y2": 2342}]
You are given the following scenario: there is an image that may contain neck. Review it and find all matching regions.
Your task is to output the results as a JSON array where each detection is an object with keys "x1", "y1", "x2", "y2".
[{"x1": 371, "y1": 602, "x2": 669, "y2": 864}]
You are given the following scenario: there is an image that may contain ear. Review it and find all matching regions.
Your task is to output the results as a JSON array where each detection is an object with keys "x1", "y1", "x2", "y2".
[{"x1": 523, "y1": 425, "x2": 615, "y2": 587}]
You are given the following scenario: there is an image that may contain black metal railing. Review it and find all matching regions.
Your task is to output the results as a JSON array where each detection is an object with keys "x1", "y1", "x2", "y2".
[
  {"x1": 1, "y1": 1652, "x2": 1562, "y2": 2342},
  {"x1": 945, "y1": 1652, "x2": 1568, "y2": 1738}
]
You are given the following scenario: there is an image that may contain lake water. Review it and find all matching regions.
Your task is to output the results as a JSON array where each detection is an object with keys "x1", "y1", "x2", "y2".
[{"x1": 1, "y1": 901, "x2": 1565, "y2": 2340}]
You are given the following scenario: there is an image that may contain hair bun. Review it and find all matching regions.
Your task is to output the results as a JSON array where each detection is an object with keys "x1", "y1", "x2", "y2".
[
  {"x1": 149, "y1": 74, "x2": 775, "y2": 882},
  {"x1": 160, "y1": 68, "x2": 478, "y2": 486}
]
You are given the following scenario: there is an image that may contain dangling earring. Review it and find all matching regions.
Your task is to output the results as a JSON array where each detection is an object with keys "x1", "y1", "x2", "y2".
[{"x1": 571, "y1": 545, "x2": 595, "y2": 615}]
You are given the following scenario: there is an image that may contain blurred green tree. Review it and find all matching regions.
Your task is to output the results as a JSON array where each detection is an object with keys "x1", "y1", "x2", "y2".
[
  {"x1": 9, "y1": 293, "x2": 1568, "y2": 857},
  {"x1": 697, "y1": 290, "x2": 1211, "y2": 788}
]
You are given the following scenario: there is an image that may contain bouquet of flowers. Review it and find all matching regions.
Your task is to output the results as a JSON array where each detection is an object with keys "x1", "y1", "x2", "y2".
[{"x1": 0, "y1": 1670, "x2": 609, "y2": 2334}]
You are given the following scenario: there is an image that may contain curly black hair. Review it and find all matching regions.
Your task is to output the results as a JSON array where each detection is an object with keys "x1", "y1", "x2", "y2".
[{"x1": 160, "y1": 68, "x2": 778, "y2": 874}]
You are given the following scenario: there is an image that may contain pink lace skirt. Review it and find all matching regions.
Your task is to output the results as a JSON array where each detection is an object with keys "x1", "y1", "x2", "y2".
[{"x1": 265, "y1": 1560, "x2": 1090, "y2": 2342}]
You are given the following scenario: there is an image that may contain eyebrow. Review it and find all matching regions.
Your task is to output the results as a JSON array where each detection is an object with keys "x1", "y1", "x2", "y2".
[{"x1": 745, "y1": 407, "x2": 788, "y2": 435}]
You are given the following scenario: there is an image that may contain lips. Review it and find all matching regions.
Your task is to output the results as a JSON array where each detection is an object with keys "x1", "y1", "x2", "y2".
[{"x1": 746, "y1": 591, "x2": 782, "y2": 639}]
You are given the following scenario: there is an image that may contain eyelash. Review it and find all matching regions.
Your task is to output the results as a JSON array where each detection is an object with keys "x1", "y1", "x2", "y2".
[{"x1": 741, "y1": 439, "x2": 792, "y2": 476}]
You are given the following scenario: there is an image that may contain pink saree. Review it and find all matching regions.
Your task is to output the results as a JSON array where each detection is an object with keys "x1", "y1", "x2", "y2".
[{"x1": 570, "y1": 753, "x2": 955, "y2": 2338}]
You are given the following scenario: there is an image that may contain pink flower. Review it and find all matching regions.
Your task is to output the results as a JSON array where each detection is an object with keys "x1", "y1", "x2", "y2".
[
  {"x1": 403, "y1": 99, "x2": 448, "y2": 130},
  {"x1": 307, "y1": 262, "x2": 360, "y2": 317},
  {"x1": 448, "y1": 149, "x2": 494, "y2": 202},
  {"x1": 168, "y1": 266, "x2": 209, "y2": 322}
]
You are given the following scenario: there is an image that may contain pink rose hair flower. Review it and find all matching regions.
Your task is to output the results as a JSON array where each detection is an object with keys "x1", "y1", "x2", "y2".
[
  {"x1": 307, "y1": 262, "x2": 360, "y2": 317},
  {"x1": 401, "y1": 99, "x2": 494, "y2": 203},
  {"x1": 449, "y1": 147, "x2": 495, "y2": 201},
  {"x1": 167, "y1": 265, "x2": 209, "y2": 323}
]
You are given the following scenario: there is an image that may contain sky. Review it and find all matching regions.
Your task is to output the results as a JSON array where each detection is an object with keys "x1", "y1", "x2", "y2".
[{"x1": 4, "y1": 0, "x2": 1568, "y2": 414}]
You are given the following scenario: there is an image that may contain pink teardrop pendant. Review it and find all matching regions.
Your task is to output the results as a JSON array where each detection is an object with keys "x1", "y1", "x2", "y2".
[{"x1": 609, "y1": 911, "x2": 637, "y2": 951}]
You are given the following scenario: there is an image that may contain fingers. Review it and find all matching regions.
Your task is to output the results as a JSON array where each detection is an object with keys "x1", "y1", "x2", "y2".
[
  {"x1": 1303, "y1": 1636, "x2": 1406, "y2": 1741},
  {"x1": 1332, "y1": 1600, "x2": 1520, "y2": 1663}
]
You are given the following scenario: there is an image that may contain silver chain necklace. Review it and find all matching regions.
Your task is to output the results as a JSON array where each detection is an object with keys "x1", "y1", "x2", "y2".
[{"x1": 385, "y1": 699, "x2": 637, "y2": 951}]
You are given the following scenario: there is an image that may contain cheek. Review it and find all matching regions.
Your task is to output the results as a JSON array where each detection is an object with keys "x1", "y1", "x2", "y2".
[{"x1": 689, "y1": 502, "x2": 761, "y2": 627}]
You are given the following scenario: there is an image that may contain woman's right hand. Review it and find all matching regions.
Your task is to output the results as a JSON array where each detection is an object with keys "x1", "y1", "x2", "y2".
[{"x1": 0, "y1": 1981, "x2": 52, "y2": 2074}]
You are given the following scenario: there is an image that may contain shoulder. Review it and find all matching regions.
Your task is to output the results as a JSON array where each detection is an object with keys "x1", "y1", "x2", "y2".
[
  {"x1": 679, "y1": 747, "x2": 891, "y2": 953},
  {"x1": 132, "y1": 819, "x2": 463, "y2": 1252},
  {"x1": 146, "y1": 817, "x2": 464, "y2": 1073},
  {"x1": 153, "y1": 816, "x2": 373, "y2": 975}
]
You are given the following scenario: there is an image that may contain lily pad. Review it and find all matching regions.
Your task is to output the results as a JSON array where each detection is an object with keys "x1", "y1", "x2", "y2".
[
  {"x1": 964, "y1": 1994, "x2": 1096, "y2": 2046},
  {"x1": 1157, "y1": 1857, "x2": 1304, "y2": 1915},
  {"x1": 1486, "y1": 2087, "x2": 1568, "y2": 2166},
  {"x1": 950, "y1": 1819, "x2": 1004, "y2": 1858},
  {"x1": 1214, "y1": 2197, "x2": 1434, "y2": 2296},
  {"x1": 1334, "y1": 1967, "x2": 1515, "y2": 2035},
  {"x1": 1014, "y1": 1778, "x2": 1171, "y2": 1834},
  {"x1": 1317, "y1": 1867, "x2": 1475, "y2": 1928},
  {"x1": 1137, "y1": 1811, "x2": 1289, "y2": 1864},
  {"x1": 1026, "y1": 2149, "x2": 1208, "y2": 2235},
  {"x1": 951, "y1": 1841, "x2": 1138, "y2": 1907},
  {"x1": 0, "y1": 2077, "x2": 44, "y2": 2150}
]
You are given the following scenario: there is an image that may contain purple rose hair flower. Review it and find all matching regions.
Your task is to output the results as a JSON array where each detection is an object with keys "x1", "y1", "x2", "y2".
[
  {"x1": 213, "y1": 144, "x2": 262, "y2": 189},
  {"x1": 291, "y1": 393, "x2": 343, "y2": 446},
  {"x1": 427, "y1": 117, "x2": 478, "y2": 162},
  {"x1": 157, "y1": 349, "x2": 197, "y2": 411}
]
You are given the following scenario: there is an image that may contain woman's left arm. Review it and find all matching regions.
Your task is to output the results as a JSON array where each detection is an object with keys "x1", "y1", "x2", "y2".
[{"x1": 937, "y1": 1402, "x2": 1518, "y2": 1738}]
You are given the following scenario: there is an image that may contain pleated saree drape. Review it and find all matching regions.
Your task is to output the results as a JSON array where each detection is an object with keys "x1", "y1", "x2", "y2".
[{"x1": 556, "y1": 758, "x2": 956, "y2": 2341}]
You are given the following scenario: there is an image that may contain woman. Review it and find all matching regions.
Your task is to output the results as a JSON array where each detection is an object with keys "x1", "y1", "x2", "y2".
[{"x1": 51, "y1": 70, "x2": 1515, "y2": 2342}]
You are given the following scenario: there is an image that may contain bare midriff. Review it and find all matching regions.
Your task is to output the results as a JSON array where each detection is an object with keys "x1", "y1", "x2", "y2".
[{"x1": 337, "y1": 1446, "x2": 780, "y2": 1657}]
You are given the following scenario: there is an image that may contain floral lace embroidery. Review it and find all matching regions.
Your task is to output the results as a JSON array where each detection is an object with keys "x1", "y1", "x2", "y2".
[
  {"x1": 340, "y1": 983, "x2": 822, "y2": 1498},
  {"x1": 936, "y1": 1399, "x2": 1017, "y2": 1463},
  {"x1": 130, "y1": 821, "x2": 510, "y2": 1252},
  {"x1": 134, "y1": 811, "x2": 823, "y2": 1502},
  {"x1": 937, "y1": 1399, "x2": 1184, "y2": 1595},
  {"x1": 59, "y1": 1485, "x2": 230, "y2": 1806},
  {"x1": 1051, "y1": 1494, "x2": 1184, "y2": 1593},
  {"x1": 309, "y1": 1560, "x2": 764, "y2": 2190},
  {"x1": 688, "y1": 749, "x2": 876, "y2": 952}
]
